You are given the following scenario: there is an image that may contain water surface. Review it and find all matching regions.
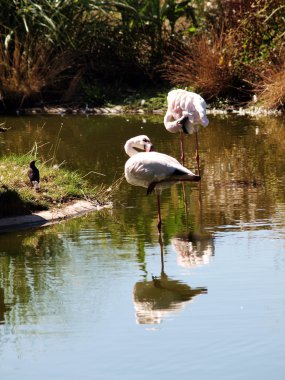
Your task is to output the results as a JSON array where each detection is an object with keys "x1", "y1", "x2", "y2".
[{"x1": 0, "y1": 113, "x2": 285, "y2": 379}]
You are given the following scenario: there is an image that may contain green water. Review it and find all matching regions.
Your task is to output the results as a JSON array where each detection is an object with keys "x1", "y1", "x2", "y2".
[{"x1": 0, "y1": 113, "x2": 285, "y2": 379}]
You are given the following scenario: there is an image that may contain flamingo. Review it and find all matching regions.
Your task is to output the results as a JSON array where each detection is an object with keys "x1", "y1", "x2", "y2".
[
  {"x1": 124, "y1": 135, "x2": 200, "y2": 233},
  {"x1": 164, "y1": 89, "x2": 209, "y2": 173}
]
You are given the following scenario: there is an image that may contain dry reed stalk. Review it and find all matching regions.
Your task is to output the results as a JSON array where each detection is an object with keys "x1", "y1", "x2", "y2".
[
  {"x1": 162, "y1": 30, "x2": 238, "y2": 99},
  {"x1": 0, "y1": 34, "x2": 77, "y2": 106},
  {"x1": 251, "y1": 56, "x2": 285, "y2": 109}
]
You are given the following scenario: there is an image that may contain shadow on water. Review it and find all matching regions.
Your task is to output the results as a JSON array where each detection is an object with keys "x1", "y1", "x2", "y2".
[{"x1": 133, "y1": 235, "x2": 208, "y2": 325}]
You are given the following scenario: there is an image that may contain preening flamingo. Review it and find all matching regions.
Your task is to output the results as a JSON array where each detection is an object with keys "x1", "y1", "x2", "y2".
[
  {"x1": 164, "y1": 89, "x2": 209, "y2": 173},
  {"x1": 124, "y1": 135, "x2": 200, "y2": 233}
]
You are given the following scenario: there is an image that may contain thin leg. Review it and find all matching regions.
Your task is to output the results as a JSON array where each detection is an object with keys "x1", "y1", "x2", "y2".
[
  {"x1": 195, "y1": 129, "x2": 200, "y2": 176},
  {"x1": 180, "y1": 131, "x2": 185, "y2": 166},
  {"x1": 157, "y1": 193, "x2": 162, "y2": 234},
  {"x1": 182, "y1": 182, "x2": 189, "y2": 227},
  {"x1": 158, "y1": 234, "x2": 164, "y2": 274}
]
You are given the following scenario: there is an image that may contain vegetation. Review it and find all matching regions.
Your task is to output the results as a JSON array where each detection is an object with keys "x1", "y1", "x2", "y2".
[
  {"x1": 0, "y1": 154, "x2": 109, "y2": 217},
  {"x1": 0, "y1": 0, "x2": 284, "y2": 112}
]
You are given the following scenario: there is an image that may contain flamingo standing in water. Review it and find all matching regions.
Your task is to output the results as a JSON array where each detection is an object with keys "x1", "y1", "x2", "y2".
[
  {"x1": 164, "y1": 89, "x2": 209, "y2": 174},
  {"x1": 124, "y1": 135, "x2": 200, "y2": 233}
]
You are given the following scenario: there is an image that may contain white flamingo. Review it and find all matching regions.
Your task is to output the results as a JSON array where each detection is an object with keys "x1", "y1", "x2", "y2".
[
  {"x1": 124, "y1": 135, "x2": 200, "y2": 233},
  {"x1": 164, "y1": 89, "x2": 209, "y2": 173}
]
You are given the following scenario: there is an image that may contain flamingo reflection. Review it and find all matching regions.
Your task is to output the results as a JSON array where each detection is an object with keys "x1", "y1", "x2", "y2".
[
  {"x1": 133, "y1": 236, "x2": 207, "y2": 325},
  {"x1": 175, "y1": 170, "x2": 214, "y2": 268},
  {"x1": 172, "y1": 232, "x2": 214, "y2": 269}
]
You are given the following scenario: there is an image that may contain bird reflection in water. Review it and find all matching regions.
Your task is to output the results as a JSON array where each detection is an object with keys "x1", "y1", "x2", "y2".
[
  {"x1": 133, "y1": 236, "x2": 207, "y2": 325},
  {"x1": 174, "y1": 173, "x2": 214, "y2": 269},
  {"x1": 172, "y1": 232, "x2": 214, "y2": 269}
]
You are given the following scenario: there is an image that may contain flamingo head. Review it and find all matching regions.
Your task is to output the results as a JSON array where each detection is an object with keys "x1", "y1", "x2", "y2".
[{"x1": 124, "y1": 135, "x2": 154, "y2": 157}]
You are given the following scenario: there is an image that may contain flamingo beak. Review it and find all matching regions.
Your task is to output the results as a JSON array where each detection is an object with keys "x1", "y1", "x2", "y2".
[{"x1": 145, "y1": 143, "x2": 154, "y2": 152}]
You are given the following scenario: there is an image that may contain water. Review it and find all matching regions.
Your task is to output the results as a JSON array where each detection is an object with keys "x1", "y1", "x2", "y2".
[{"x1": 0, "y1": 113, "x2": 285, "y2": 379}]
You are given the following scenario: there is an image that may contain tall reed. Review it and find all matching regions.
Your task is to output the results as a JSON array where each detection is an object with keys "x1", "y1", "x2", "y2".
[
  {"x1": 0, "y1": 34, "x2": 76, "y2": 108},
  {"x1": 161, "y1": 30, "x2": 240, "y2": 100}
]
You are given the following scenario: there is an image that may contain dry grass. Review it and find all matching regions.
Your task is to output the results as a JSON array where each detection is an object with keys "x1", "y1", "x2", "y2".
[
  {"x1": 0, "y1": 34, "x2": 77, "y2": 107},
  {"x1": 251, "y1": 54, "x2": 285, "y2": 109},
  {"x1": 162, "y1": 30, "x2": 239, "y2": 99}
]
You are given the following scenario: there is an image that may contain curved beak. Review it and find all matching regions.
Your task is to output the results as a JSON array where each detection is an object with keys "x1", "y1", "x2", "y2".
[{"x1": 144, "y1": 143, "x2": 154, "y2": 152}]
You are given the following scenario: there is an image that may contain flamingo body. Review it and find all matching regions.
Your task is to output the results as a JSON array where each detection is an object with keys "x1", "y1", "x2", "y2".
[
  {"x1": 124, "y1": 135, "x2": 200, "y2": 233},
  {"x1": 163, "y1": 89, "x2": 209, "y2": 172},
  {"x1": 164, "y1": 89, "x2": 209, "y2": 134},
  {"x1": 124, "y1": 135, "x2": 200, "y2": 194}
]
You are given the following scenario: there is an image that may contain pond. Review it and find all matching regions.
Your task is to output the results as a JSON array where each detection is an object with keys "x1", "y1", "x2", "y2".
[{"x1": 0, "y1": 112, "x2": 285, "y2": 380}]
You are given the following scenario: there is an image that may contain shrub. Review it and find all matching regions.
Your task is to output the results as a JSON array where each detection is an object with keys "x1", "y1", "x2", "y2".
[
  {"x1": 0, "y1": 33, "x2": 78, "y2": 110},
  {"x1": 161, "y1": 30, "x2": 240, "y2": 100},
  {"x1": 251, "y1": 51, "x2": 285, "y2": 109}
]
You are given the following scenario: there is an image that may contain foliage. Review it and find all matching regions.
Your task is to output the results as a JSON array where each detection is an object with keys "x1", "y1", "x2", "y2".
[
  {"x1": 161, "y1": 0, "x2": 285, "y2": 105},
  {"x1": 0, "y1": 0, "x2": 284, "y2": 110}
]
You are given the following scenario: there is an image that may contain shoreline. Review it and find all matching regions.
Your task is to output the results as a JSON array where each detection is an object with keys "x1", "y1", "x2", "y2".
[
  {"x1": 0, "y1": 200, "x2": 112, "y2": 233},
  {"x1": 3, "y1": 104, "x2": 283, "y2": 118}
]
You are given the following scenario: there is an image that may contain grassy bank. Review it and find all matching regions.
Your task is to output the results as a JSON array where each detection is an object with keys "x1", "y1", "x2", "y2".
[{"x1": 0, "y1": 155, "x2": 108, "y2": 217}]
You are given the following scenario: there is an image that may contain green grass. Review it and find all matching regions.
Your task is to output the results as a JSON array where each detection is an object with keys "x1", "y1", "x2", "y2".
[
  {"x1": 0, "y1": 154, "x2": 110, "y2": 217},
  {"x1": 83, "y1": 83, "x2": 169, "y2": 112},
  {"x1": 123, "y1": 89, "x2": 168, "y2": 112}
]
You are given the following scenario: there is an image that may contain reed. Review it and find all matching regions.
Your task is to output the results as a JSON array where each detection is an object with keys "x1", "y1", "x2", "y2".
[
  {"x1": 161, "y1": 30, "x2": 239, "y2": 100},
  {"x1": 0, "y1": 34, "x2": 76, "y2": 108},
  {"x1": 251, "y1": 53, "x2": 285, "y2": 109}
]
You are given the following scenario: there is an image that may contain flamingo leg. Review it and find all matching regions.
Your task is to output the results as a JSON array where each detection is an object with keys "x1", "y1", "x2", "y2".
[
  {"x1": 180, "y1": 131, "x2": 185, "y2": 166},
  {"x1": 182, "y1": 182, "x2": 189, "y2": 227},
  {"x1": 157, "y1": 193, "x2": 162, "y2": 234},
  {"x1": 195, "y1": 129, "x2": 200, "y2": 176},
  {"x1": 158, "y1": 234, "x2": 165, "y2": 274}
]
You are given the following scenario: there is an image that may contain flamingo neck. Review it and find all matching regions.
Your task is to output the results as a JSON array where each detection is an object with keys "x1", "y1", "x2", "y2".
[{"x1": 124, "y1": 140, "x2": 139, "y2": 157}]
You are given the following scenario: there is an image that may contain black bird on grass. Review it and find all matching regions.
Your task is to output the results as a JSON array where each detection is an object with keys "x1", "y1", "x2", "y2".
[{"x1": 28, "y1": 160, "x2": 40, "y2": 191}]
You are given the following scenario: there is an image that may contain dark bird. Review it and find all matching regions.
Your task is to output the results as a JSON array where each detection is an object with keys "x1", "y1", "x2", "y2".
[{"x1": 28, "y1": 160, "x2": 40, "y2": 191}]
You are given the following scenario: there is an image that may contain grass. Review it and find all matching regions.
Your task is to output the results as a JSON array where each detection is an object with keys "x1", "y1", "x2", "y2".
[
  {"x1": 121, "y1": 88, "x2": 168, "y2": 112},
  {"x1": 0, "y1": 154, "x2": 110, "y2": 217},
  {"x1": 82, "y1": 83, "x2": 169, "y2": 112}
]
